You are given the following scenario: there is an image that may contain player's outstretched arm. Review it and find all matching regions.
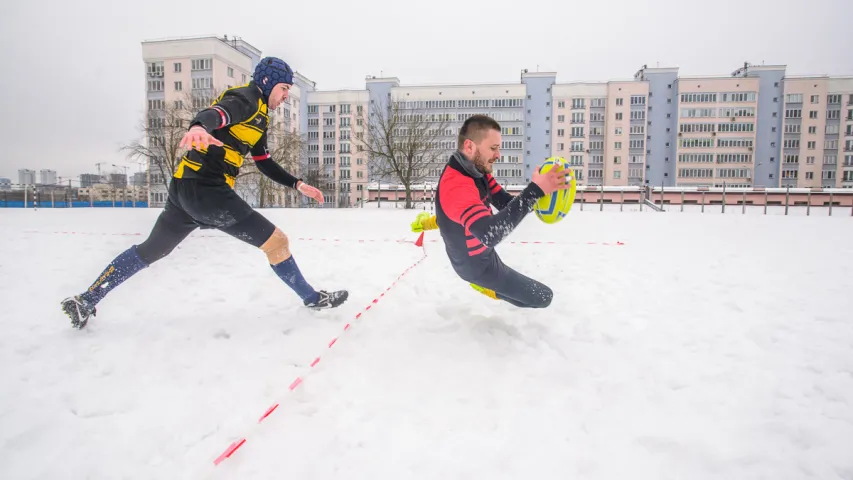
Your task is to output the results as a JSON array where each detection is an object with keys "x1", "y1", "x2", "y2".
[
  {"x1": 179, "y1": 92, "x2": 254, "y2": 151},
  {"x1": 440, "y1": 167, "x2": 570, "y2": 248},
  {"x1": 251, "y1": 133, "x2": 324, "y2": 204}
]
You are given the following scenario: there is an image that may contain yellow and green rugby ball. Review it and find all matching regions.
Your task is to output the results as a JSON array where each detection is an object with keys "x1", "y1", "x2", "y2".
[{"x1": 533, "y1": 157, "x2": 577, "y2": 224}]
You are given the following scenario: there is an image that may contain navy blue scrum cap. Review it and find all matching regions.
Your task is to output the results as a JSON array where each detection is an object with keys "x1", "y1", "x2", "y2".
[{"x1": 253, "y1": 57, "x2": 294, "y2": 101}]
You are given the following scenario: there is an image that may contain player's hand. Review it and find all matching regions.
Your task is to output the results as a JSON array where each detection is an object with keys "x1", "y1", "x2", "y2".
[
  {"x1": 297, "y1": 182, "x2": 324, "y2": 204},
  {"x1": 532, "y1": 166, "x2": 572, "y2": 196},
  {"x1": 180, "y1": 126, "x2": 223, "y2": 151}
]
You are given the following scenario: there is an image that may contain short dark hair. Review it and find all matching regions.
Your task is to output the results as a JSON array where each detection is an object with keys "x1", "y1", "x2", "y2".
[{"x1": 457, "y1": 114, "x2": 501, "y2": 150}]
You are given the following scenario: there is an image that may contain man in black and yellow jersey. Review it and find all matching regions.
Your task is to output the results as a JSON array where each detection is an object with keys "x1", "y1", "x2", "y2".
[{"x1": 60, "y1": 57, "x2": 348, "y2": 329}]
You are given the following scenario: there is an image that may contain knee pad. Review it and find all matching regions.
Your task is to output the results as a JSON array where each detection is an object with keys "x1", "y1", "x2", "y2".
[{"x1": 261, "y1": 229, "x2": 290, "y2": 262}]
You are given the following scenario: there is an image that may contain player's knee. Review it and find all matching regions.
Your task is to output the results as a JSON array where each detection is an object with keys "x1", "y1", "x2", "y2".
[
  {"x1": 261, "y1": 228, "x2": 290, "y2": 264},
  {"x1": 136, "y1": 241, "x2": 172, "y2": 265}
]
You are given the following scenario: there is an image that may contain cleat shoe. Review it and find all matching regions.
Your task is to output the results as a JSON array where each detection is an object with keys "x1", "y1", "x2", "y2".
[
  {"x1": 305, "y1": 290, "x2": 349, "y2": 310},
  {"x1": 470, "y1": 283, "x2": 498, "y2": 300},
  {"x1": 61, "y1": 296, "x2": 97, "y2": 329}
]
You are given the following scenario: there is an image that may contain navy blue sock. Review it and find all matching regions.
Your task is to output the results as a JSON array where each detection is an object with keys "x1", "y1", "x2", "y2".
[
  {"x1": 81, "y1": 245, "x2": 149, "y2": 306},
  {"x1": 271, "y1": 256, "x2": 319, "y2": 304}
]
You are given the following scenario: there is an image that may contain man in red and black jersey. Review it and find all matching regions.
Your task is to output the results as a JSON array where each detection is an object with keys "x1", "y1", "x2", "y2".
[{"x1": 426, "y1": 114, "x2": 571, "y2": 308}]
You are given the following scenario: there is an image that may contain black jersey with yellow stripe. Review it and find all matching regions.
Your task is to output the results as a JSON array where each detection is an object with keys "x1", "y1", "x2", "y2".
[{"x1": 175, "y1": 81, "x2": 271, "y2": 188}]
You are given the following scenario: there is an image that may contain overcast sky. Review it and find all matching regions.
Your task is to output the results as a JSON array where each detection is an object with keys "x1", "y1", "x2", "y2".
[{"x1": 0, "y1": 0, "x2": 850, "y2": 183}]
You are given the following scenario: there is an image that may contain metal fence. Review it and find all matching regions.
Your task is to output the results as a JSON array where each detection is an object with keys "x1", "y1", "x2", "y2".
[{"x1": 0, "y1": 184, "x2": 148, "y2": 208}]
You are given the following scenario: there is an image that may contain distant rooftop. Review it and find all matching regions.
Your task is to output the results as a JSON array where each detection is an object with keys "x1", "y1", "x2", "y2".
[{"x1": 142, "y1": 34, "x2": 262, "y2": 57}]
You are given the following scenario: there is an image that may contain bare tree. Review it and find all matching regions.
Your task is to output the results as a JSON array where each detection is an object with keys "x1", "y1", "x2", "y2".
[
  {"x1": 234, "y1": 115, "x2": 307, "y2": 208},
  {"x1": 120, "y1": 89, "x2": 222, "y2": 190},
  {"x1": 353, "y1": 101, "x2": 452, "y2": 209},
  {"x1": 298, "y1": 166, "x2": 335, "y2": 208}
]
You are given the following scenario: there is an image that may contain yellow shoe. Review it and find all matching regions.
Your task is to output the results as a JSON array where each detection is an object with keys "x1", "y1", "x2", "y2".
[
  {"x1": 470, "y1": 283, "x2": 498, "y2": 300},
  {"x1": 411, "y1": 212, "x2": 438, "y2": 233}
]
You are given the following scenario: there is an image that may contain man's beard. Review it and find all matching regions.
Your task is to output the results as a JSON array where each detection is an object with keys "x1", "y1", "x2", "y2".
[{"x1": 473, "y1": 149, "x2": 492, "y2": 174}]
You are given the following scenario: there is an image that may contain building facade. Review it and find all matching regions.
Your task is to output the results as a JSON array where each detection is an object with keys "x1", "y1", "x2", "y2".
[
  {"x1": 308, "y1": 63, "x2": 852, "y2": 194},
  {"x1": 138, "y1": 39, "x2": 853, "y2": 207}
]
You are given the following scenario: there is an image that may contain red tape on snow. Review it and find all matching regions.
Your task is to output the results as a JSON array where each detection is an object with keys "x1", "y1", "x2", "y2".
[
  {"x1": 211, "y1": 245, "x2": 429, "y2": 466},
  {"x1": 22, "y1": 231, "x2": 625, "y2": 246}
]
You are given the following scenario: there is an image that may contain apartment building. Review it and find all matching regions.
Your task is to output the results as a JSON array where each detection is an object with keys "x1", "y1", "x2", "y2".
[
  {"x1": 304, "y1": 89, "x2": 369, "y2": 206},
  {"x1": 323, "y1": 63, "x2": 851, "y2": 193},
  {"x1": 779, "y1": 77, "x2": 853, "y2": 188},
  {"x1": 138, "y1": 38, "x2": 853, "y2": 207}
]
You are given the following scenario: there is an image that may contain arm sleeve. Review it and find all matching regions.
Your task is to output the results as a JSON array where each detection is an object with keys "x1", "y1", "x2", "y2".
[
  {"x1": 189, "y1": 92, "x2": 254, "y2": 133},
  {"x1": 439, "y1": 172, "x2": 544, "y2": 248},
  {"x1": 249, "y1": 132, "x2": 302, "y2": 189},
  {"x1": 485, "y1": 174, "x2": 515, "y2": 210}
]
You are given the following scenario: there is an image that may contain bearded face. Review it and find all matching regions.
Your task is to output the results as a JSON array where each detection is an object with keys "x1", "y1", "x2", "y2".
[{"x1": 468, "y1": 129, "x2": 501, "y2": 174}]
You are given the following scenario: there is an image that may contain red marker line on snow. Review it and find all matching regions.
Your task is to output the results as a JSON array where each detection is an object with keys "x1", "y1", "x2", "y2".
[
  {"x1": 22, "y1": 231, "x2": 625, "y2": 246},
  {"x1": 211, "y1": 243, "x2": 429, "y2": 466}
]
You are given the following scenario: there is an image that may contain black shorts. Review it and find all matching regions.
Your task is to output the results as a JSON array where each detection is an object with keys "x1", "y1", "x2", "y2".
[
  {"x1": 168, "y1": 178, "x2": 257, "y2": 230},
  {"x1": 135, "y1": 178, "x2": 276, "y2": 264}
]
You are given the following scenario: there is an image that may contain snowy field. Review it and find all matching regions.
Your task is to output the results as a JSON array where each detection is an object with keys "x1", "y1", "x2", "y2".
[{"x1": 1, "y1": 206, "x2": 852, "y2": 480}]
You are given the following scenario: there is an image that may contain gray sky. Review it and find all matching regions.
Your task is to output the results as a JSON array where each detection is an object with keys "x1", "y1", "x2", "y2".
[{"x1": 0, "y1": 0, "x2": 850, "y2": 183}]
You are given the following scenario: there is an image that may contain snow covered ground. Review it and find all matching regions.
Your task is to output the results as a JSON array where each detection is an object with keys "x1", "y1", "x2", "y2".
[{"x1": 1, "y1": 206, "x2": 852, "y2": 480}]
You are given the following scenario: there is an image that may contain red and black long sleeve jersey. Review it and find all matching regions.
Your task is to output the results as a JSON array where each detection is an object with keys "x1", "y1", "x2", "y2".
[{"x1": 435, "y1": 152, "x2": 545, "y2": 278}]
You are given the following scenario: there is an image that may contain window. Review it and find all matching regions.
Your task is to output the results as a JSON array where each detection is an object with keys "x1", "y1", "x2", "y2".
[
  {"x1": 785, "y1": 94, "x2": 803, "y2": 103},
  {"x1": 717, "y1": 122, "x2": 755, "y2": 133},
  {"x1": 228, "y1": 66, "x2": 234, "y2": 78},
  {"x1": 720, "y1": 92, "x2": 756, "y2": 102},
  {"x1": 571, "y1": 112, "x2": 584, "y2": 123},
  {"x1": 571, "y1": 127, "x2": 584, "y2": 137},
  {"x1": 680, "y1": 123, "x2": 715, "y2": 133},
  {"x1": 678, "y1": 153, "x2": 714, "y2": 163},
  {"x1": 680, "y1": 93, "x2": 717, "y2": 103},
  {"x1": 680, "y1": 138, "x2": 714, "y2": 148},
  {"x1": 192, "y1": 77, "x2": 212, "y2": 90},
  {"x1": 191, "y1": 58, "x2": 212, "y2": 71},
  {"x1": 630, "y1": 95, "x2": 646, "y2": 105},
  {"x1": 717, "y1": 154, "x2": 753, "y2": 163},
  {"x1": 681, "y1": 108, "x2": 716, "y2": 118},
  {"x1": 173, "y1": 62, "x2": 182, "y2": 73},
  {"x1": 174, "y1": 81, "x2": 182, "y2": 91}
]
